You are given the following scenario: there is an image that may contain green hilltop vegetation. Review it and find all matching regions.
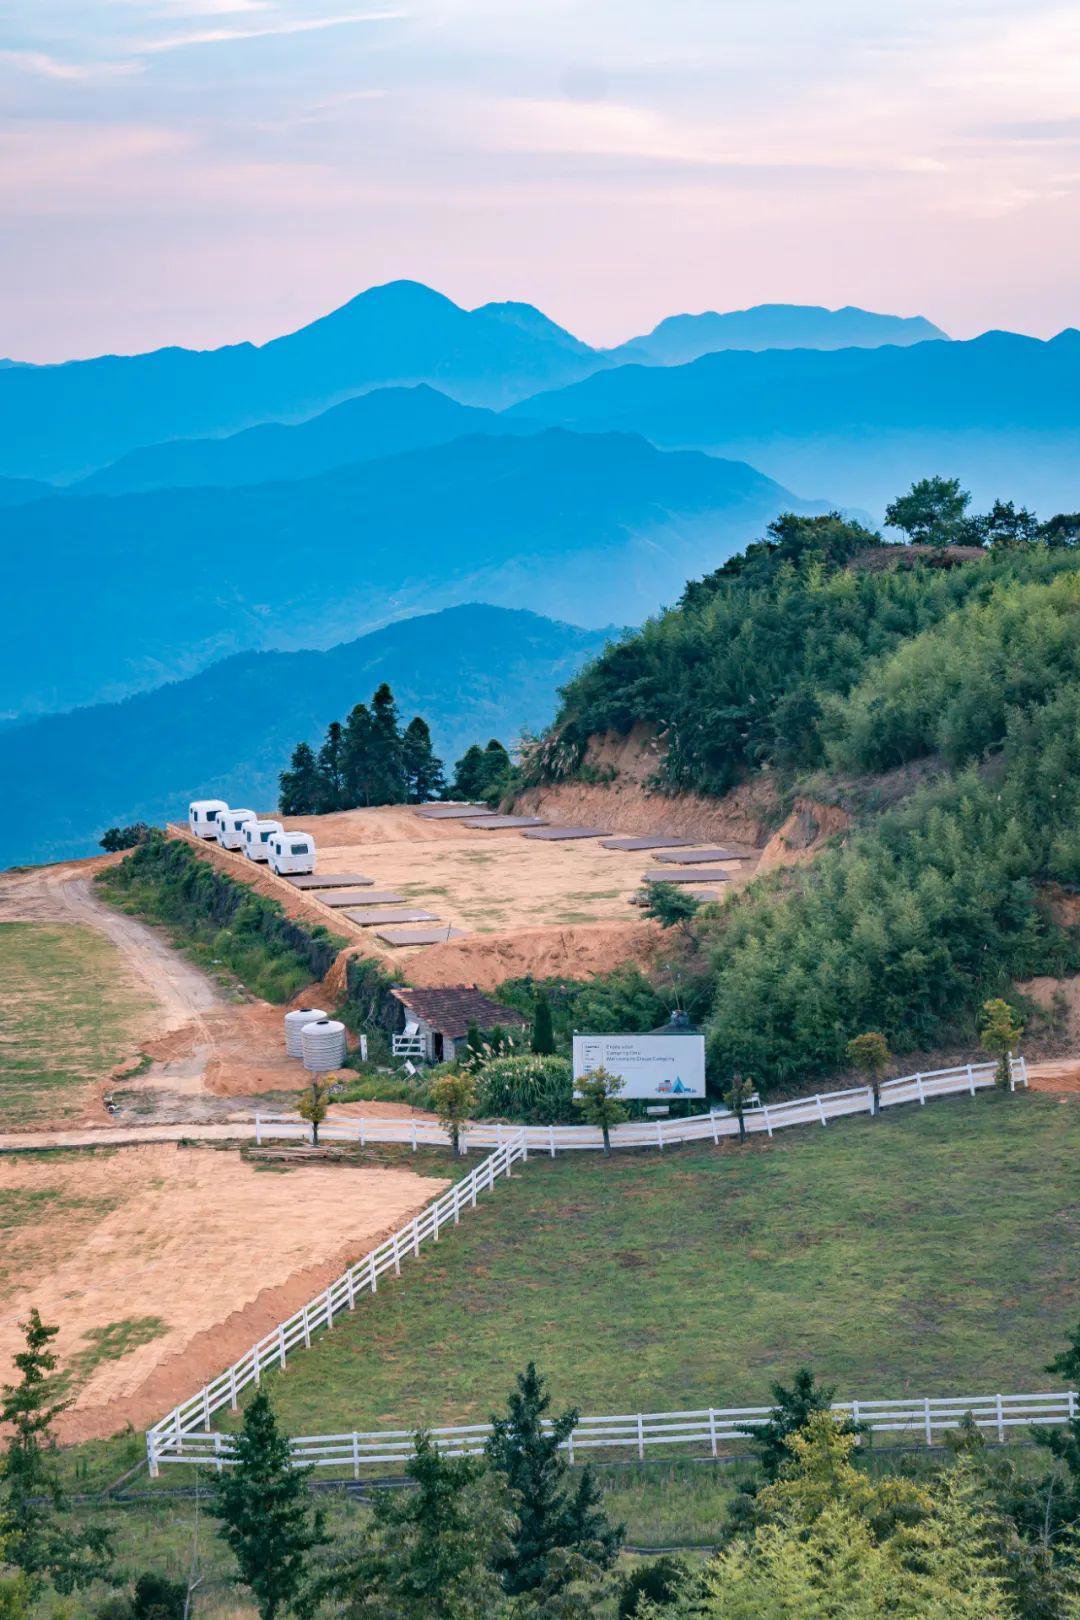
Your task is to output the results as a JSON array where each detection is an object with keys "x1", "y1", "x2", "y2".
[{"x1": 524, "y1": 485, "x2": 1080, "y2": 1090}]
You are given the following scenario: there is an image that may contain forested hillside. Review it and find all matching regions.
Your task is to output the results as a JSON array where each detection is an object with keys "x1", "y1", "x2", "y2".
[{"x1": 528, "y1": 497, "x2": 1080, "y2": 1089}]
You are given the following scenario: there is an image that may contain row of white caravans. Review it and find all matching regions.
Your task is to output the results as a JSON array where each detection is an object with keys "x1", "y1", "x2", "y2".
[{"x1": 187, "y1": 800, "x2": 317, "y2": 876}]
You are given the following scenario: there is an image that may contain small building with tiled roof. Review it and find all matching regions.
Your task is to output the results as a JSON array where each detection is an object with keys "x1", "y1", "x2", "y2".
[{"x1": 389, "y1": 985, "x2": 529, "y2": 1063}]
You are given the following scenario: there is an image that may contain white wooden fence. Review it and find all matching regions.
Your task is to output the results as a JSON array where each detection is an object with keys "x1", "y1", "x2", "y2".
[
  {"x1": 146, "y1": 1133, "x2": 528, "y2": 1475},
  {"x1": 255, "y1": 1057, "x2": 1028, "y2": 1156},
  {"x1": 150, "y1": 1389, "x2": 1078, "y2": 1476},
  {"x1": 146, "y1": 1056, "x2": 1027, "y2": 1474}
]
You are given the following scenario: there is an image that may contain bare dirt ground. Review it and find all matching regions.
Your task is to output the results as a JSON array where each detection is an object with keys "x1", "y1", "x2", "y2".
[
  {"x1": 0, "y1": 862, "x2": 310, "y2": 1127},
  {"x1": 0, "y1": 1142, "x2": 448, "y2": 1441}
]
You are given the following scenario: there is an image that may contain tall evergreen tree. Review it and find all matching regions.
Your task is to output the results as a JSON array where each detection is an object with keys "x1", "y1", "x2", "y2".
[
  {"x1": 451, "y1": 737, "x2": 510, "y2": 800},
  {"x1": 530, "y1": 994, "x2": 556, "y2": 1055},
  {"x1": 368, "y1": 683, "x2": 406, "y2": 804},
  {"x1": 278, "y1": 743, "x2": 321, "y2": 816},
  {"x1": 314, "y1": 720, "x2": 346, "y2": 814},
  {"x1": 402, "y1": 717, "x2": 445, "y2": 803},
  {"x1": 210, "y1": 1392, "x2": 325, "y2": 1620},
  {"x1": 340, "y1": 702, "x2": 375, "y2": 807},
  {"x1": 0, "y1": 1310, "x2": 113, "y2": 1595},
  {"x1": 485, "y1": 1363, "x2": 622, "y2": 1599},
  {"x1": 324, "y1": 1432, "x2": 508, "y2": 1620}
]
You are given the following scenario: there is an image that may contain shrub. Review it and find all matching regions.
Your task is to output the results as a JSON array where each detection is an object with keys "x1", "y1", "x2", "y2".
[{"x1": 474, "y1": 1053, "x2": 575, "y2": 1124}]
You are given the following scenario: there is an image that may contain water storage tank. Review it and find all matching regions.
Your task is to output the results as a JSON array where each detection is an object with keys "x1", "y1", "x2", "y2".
[
  {"x1": 284, "y1": 1006, "x2": 327, "y2": 1058},
  {"x1": 300, "y1": 1018, "x2": 347, "y2": 1072}
]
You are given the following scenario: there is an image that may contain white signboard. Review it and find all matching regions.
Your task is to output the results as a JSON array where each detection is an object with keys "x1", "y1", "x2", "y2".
[{"x1": 572, "y1": 1033, "x2": 706, "y2": 1101}]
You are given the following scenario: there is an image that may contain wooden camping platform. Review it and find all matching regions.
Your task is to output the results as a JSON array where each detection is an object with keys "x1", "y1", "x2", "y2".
[
  {"x1": 464, "y1": 815, "x2": 548, "y2": 830},
  {"x1": 653, "y1": 847, "x2": 748, "y2": 864},
  {"x1": 285, "y1": 873, "x2": 375, "y2": 889},
  {"x1": 629, "y1": 888, "x2": 723, "y2": 905},
  {"x1": 519, "y1": 825, "x2": 609, "y2": 841},
  {"x1": 600, "y1": 836, "x2": 697, "y2": 851},
  {"x1": 342, "y1": 907, "x2": 441, "y2": 926},
  {"x1": 319, "y1": 889, "x2": 405, "y2": 907},
  {"x1": 412, "y1": 804, "x2": 494, "y2": 820},
  {"x1": 375, "y1": 926, "x2": 468, "y2": 946},
  {"x1": 642, "y1": 868, "x2": 733, "y2": 885}
]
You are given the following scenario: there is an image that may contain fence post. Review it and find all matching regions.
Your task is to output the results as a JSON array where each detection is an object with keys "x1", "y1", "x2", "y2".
[
  {"x1": 1020, "y1": 1054, "x2": 1029, "y2": 1089},
  {"x1": 203, "y1": 1385, "x2": 212, "y2": 1427},
  {"x1": 996, "y1": 1394, "x2": 1005, "y2": 1443},
  {"x1": 549, "y1": 1125, "x2": 556, "y2": 1158},
  {"x1": 393, "y1": 1231, "x2": 401, "y2": 1277},
  {"x1": 708, "y1": 1408, "x2": 718, "y2": 1458},
  {"x1": 567, "y1": 1430, "x2": 575, "y2": 1467},
  {"x1": 213, "y1": 1432, "x2": 224, "y2": 1474},
  {"x1": 915, "y1": 1074, "x2": 926, "y2": 1106},
  {"x1": 453, "y1": 1184, "x2": 461, "y2": 1226},
  {"x1": 147, "y1": 1433, "x2": 159, "y2": 1478},
  {"x1": 411, "y1": 1118, "x2": 417, "y2": 1152},
  {"x1": 656, "y1": 1121, "x2": 664, "y2": 1151},
  {"x1": 710, "y1": 1112, "x2": 719, "y2": 1144},
  {"x1": 637, "y1": 1412, "x2": 645, "y2": 1460},
  {"x1": 353, "y1": 1433, "x2": 360, "y2": 1481},
  {"x1": 761, "y1": 1102, "x2": 773, "y2": 1138},
  {"x1": 347, "y1": 1268, "x2": 357, "y2": 1310},
  {"x1": 255, "y1": 1112, "x2": 262, "y2": 1146},
  {"x1": 413, "y1": 1219, "x2": 421, "y2": 1257},
  {"x1": 302, "y1": 1308, "x2": 312, "y2": 1349},
  {"x1": 967, "y1": 1063, "x2": 976, "y2": 1096},
  {"x1": 433, "y1": 1205, "x2": 441, "y2": 1243},
  {"x1": 815, "y1": 1094, "x2": 827, "y2": 1127},
  {"x1": 278, "y1": 1326, "x2": 287, "y2": 1370},
  {"x1": 325, "y1": 1286, "x2": 334, "y2": 1324},
  {"x1": 368, "y1": 1254, "x2": 377, "y2": 1295},
  {"x1": 253, "y1": 1342, "x2": 261, "y2": 1386},
  {"x1": 228, "y1": 1365, "x2": 239, "y2": 1411},
  {"x1": 924, "y1": 1398, "x2": 933, "y2": 1446},
  {"x1": 866, "y1": 1085, "x2": 875, "y2": 1117}
]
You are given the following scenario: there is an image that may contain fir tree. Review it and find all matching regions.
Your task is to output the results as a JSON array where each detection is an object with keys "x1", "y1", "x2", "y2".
[
  {"x1": 210, "y1": 1392, "x2": 326, "y2": 1620},
  {"x1": 402, "y1": 717, "x2": 446, "y2": 803},
  {"x1": 530, "y1": 994, "x2": 556, "y2": 1055},
  {"x1": 366, "y1": 683, "x2": 405, "y2": 805},
  {"x1": 314, "y1": 721, "x2": 346, "y2": 814},
  {"x1": 323, "y1": 1431, "x2": 508, "y2": 1620},
  {"x1": 340, "y1": 703, "x2": 374, "y2": 807},
  {"x1": 278, "y1": 743, "x2": 321, "y2": 816},
  {"x1": 485, "y1": 1363, "x2": 622, "y2": 1599},
  {"x1": 0, "y1": 1310, "x2": 114, "y2": 1594}
]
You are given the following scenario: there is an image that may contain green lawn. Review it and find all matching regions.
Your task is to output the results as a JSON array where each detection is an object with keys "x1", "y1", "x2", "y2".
[
  {"x1": 0, "y1": 922, "x2": 147, "y2": 1125},
  {"x1": 237, "y1": 1092, "x2": 1080, "y2": 1435}
]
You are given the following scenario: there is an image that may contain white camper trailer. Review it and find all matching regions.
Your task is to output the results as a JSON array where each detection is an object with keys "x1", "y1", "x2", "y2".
[
  {"x1": 268, "y1": 832, "x2": 317, "y2": 876},
  {"x1": 188, "y1": 799, "x2": 228, "y2": 839},
  {"x1": 242, "y1": 818, "x2": 284, "y2": 862},
  {"x1": 216, "y1": 809, "x2": 256, "y2": 850}
]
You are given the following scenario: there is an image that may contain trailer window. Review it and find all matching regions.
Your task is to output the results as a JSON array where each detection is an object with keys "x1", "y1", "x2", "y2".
[{"x1": 291, "y1": 843, "x2": 308, "y2": 856}]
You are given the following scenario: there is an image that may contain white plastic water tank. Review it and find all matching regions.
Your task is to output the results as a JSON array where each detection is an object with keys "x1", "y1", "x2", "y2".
[
  {"x1": 284, "y1": 1006, "x2": 327, "y2": 1058},
  {"x1": 300, "y1": 1018, "x2": 347, "y2": 1072}
]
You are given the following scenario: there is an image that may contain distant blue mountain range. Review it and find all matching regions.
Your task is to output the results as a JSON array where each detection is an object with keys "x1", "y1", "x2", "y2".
[{"x1": 0, "y1": 605, "x2": 617, "y2": 868}]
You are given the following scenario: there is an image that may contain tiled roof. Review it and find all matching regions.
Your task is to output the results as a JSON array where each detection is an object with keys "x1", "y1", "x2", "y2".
[{"x1": 390, "y1": 985, "x2": 529, "y2": 1039}]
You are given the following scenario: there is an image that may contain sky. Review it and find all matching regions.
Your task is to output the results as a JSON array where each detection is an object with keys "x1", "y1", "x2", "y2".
[{"x1": 2, "y1": 0, "x2": 1079, "y2": 361}]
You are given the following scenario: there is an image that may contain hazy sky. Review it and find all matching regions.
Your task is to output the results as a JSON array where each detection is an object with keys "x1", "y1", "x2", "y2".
[{"x1": 2, "y1": 0, "x2": 1078, "y2": 360}]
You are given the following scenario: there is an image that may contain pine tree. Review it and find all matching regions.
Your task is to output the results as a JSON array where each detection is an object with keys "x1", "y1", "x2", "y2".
[
  {"x1": 530, "y1": 994, "x2": 555, "y2": 1055},
  {"x1": 402, "y1": 717, "x2": 446, "y2": 803},
  {"x1": 323, "y1": 1432, "x2": 508, "y2": 1620},
  {"x1": 278, "y1": 743, "x2": 321, "y2": 816},
  {"x1": 485, "y1": 1363, "x2": 622, "y2": 1598},
  {"x1": 0, "y1": 1310, "x2": 114, "y2": 1594},
  {"x1": 314, "y1": 721, "x2": 345, "y2": 814},
  {"x1": 450, "y1": 743, "x2": 487, "y2": 800},
  {"x1": 340, "y1": 703, "x2": 374, "y2": 808},
  {"x1": 210, "y1": 1392, "x2": 326, "y2": 1620},
  {"x1": 368, "y1": 683, "x2": 406, "y2": 804}
]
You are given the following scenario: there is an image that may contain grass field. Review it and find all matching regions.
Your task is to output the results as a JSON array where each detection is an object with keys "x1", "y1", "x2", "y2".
[
  {"x1": 0, "y1": 922, "x2": 147, "y2": 1125},
  {"x1": 235, "y1": 1092, "x2": 1080, "y2": 1435}
]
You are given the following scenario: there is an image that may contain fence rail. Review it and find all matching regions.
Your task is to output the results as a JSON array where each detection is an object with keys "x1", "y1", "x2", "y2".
[
  {"x1": 146, "y1": 1133, "x2": 527, "y2": 1474},
  {"x1": 255, "y1": 1057, "x2": 1027, "y2": 1157},
  {"x1": 150, "y1": 1388, "x2": 1078, "y2": 1475}
]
